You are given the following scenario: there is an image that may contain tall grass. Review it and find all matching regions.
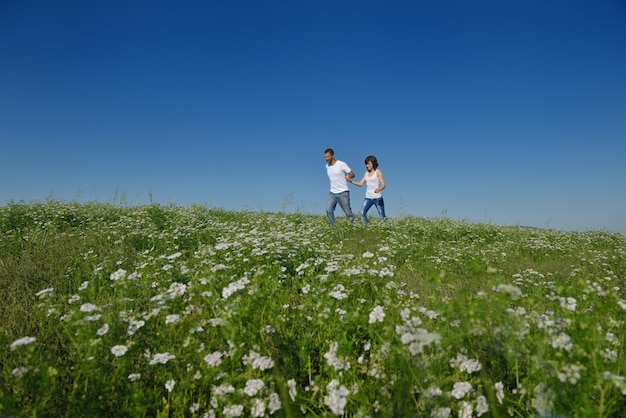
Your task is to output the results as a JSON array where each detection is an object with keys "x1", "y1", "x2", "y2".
[{"x1": 1, "y1": 201, "x2": 625, "y2": 417}]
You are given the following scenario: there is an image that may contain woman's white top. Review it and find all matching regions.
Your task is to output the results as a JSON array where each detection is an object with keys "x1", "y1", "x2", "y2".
[{"x1": 365, "y1": 169, "x2": 382, "y2": 199}]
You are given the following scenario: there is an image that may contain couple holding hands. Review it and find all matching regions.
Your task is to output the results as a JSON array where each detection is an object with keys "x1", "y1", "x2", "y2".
[{"x1": 324, "y1": 148, "x2": 387, "y2": 226}]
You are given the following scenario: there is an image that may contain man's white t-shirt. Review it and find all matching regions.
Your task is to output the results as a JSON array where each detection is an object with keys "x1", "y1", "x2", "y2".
[{"x1": 326, "y1": 160, "x2": 352, "y2": 193}]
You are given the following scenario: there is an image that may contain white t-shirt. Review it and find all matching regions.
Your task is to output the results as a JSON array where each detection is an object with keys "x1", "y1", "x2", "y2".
[
  {"x1": 365, "y1": 169, "x2": 382, "y2": 199},
  {"x1": 326, "y1": 160, "x2": 352, "y2": 193}
]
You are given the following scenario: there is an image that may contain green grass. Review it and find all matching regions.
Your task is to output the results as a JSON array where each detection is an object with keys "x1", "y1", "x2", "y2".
[{"x1": 1, "y1": 200, "x2": 625, "y2": 417}]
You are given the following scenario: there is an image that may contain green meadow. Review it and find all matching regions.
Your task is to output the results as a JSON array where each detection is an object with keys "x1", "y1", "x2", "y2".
[{"x1": 1, "y1": 201, "x2": 625, "y2": 417}]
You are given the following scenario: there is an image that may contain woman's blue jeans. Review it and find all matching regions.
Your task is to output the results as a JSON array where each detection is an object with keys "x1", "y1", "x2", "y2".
[
  {"x1": 361, "y1": 197, "x2": 387, "y2": 225},
  {"x1": 326, "y1": 191, "x2": 355, "y2": 225}
]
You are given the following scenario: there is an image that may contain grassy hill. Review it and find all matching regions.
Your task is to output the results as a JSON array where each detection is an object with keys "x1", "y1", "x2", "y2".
[{"x1": 1, "y1": 201, "x2": 625, "y2": 417}]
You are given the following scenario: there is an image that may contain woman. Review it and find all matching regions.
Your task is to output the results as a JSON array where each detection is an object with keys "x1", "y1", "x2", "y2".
[{"x1": 349, "y1": 155, "x2": 387, "y2": 225}]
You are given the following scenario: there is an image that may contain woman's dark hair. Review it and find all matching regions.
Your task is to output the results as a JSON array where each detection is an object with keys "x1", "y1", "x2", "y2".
[{"x1": 364, "y1": 155, "x2": 378, "y2": 170}]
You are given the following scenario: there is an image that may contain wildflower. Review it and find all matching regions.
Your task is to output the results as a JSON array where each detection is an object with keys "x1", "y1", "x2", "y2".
[
  {"x1": 12, "y1": 367, "x2": 29, "y2": 376},
  {"x1": 449, "y1": 353, "x2": 467, "y2": 368},
  {"x1": 431, "y1": 407, "x2": 451, "y2": 418},
  {"x1": 476, "y1": 395, "x2": 489, "y2": 416},
  {"x1": 209, "y1": 317, "x2": 227, "y2": 326},
  {"x1": 531, "y1": 382, "x2": 555, "y2": 416},
  {"x1": 369, "y1": 305, "x2": 385, "y2": 324},
  {"x1": 68, "y1": 295, "x2": 80, "y2": 303},
  {"x1": 618, "y1": 300, "x2": 626, "y2": 310},
  {"x1": 378, "y1": 267, "x2": 394, "y2": 277},
  {"x1": 459, "y1": 359, "x2": 482, "y2": 374},
  {"x1": 79, "y1": 303, "x2": 98, "y2": 313},
  {"x1": 223, "y1": 404, "x2": 244, "y2": 417},
  {"x1": 242, "y1": 350, "x2": 274, "y2": 370},
  {"x1": 606, "y1": 332, "x2": 619, "y2": 345},
  {"x1": 450, "y1": 381, "x2": 472, "y2": 399},
  {"x1": 149, "y1": 352, "x2": 176, "y2": 365},
  {"x1": 601, "y1": 348, "x2": 618, "y2": 363},
  {"x1": 324, "y1": 342, "x2": 351, "y2": 371},
  {"x1": 127, "y1": 319, "x2": 145, "y2": 335},
  {"x1": 10, "y1": 336, "x2": 36, "y2": 350},
  {"x1": 36, "y1": 287, "x2": 54, "y2": 297},
  {"x1": 250, "y1": 398, "x2": 266, "y2": 417},
  {"x1": 166, "y1": 282, "x2": 187, "y2": 299},
  {"x1": 222, "y1": 276, "x2": 250, "y2": 299},
  {"x1": 213, "y1": 384, "x2": 236, "y2": 396},
  {"x1": 288, "y1": 378, "x2": 297, "y2": 401},
  {"x1": 128, "y1": 271, "x2": 140, "y2": 280},
  {"x1": 110, "y1": 268, "x2": 127, "y2": 281},
  {"x1": 165, "y1": 314, "x2": 180, "y2": 324},
  {"x1": 242, "y1": 379, "x2": 265, "y2": 396},
  {"x1": 111, "y1": 345, "x2": 128, "y2": 357},
  {"x1": 150, "y1": 294, "x2": 164, "y2": 302},
  {"x1": 211, "y1": 263, "x2": 230, "y2": 271},
  {"x1": 329, "y1": 284, "x2": 349, "y2": 300},
  {"x1": 342, "y1": 265, "x2": 363, "y2": 275},
  {"x1": 362, "y1": 251, "x2": 374, "y2": 258},
  {"x1": 418, "y1": 306, "x2": 439, "y2": 319},
  {"x1": 84, "y1": 314, "x2": 101, "y2": 321},
  {"x1": 165, "y1": 380, "x2": 176, "y2": 392},
  {"x1": 145, "y1": 307, "x2": 163, "y2": 319},
  {"x1": 252, "y1": 356, "x2": 274, "y2": 370},
  {"x1": 296, "y1": 262, "x2": 309, "y2": 274},
  {"x1": 325, "y1": 379, "x2": 350, "y2": 415},
  {"x1": 557, "y1": 363, "x2": 581, "y2": 384},
  {"x1": 189, "y1": 403, "x2": 200, "y2": 414},
  {"x1": 261, "y1": 325, "x2": 276, "y2": 334},
  {"x1": 167, "y1": 251, "x2": 182, "y2": 260},
  {"x1": 494, "y1": 381, "x2": 504, "y2": 404},
  {"x1": 422, "y1": 386, "x2": 443, "y2": 398},
  {"x1": 398, "y1": 327, "x2": 441, "y2": 355},
  {"x1": 78, "y1": 281, "x2": 89, "y2": 291},
  {"x1": 559, "y1": 297, "x2": 577, "y2": 311},
  {"x1": 550, "y1": 332, "x2": 573, "y2": 351},
  {"x1": 494, "y1": 283, "x2": 522, "y2": 300},
  {"x1": 128, "y1": 373, "x2": 141, "y2": 382},
  {"x1": 458, "y1": 401, "x2": 473, "y2": 418},
  {"x1": 603, "y1": 372, "x2": 626, "y2": 395}
]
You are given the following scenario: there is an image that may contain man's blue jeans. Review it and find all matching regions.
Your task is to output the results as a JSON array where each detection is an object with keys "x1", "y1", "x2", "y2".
[
  {"x1": 326, "y1": 191, "x2": 355, "y2": 225},
  {"x1": 361, "y1": 197, "x2": 387, "y2": 225}
]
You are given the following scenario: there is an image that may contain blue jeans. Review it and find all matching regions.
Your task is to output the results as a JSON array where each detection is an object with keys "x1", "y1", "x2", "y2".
[
  {"x1": 326, "y1": 191, "x2": 355, "y2": 225},
  {"x1": 361, "y1": 197, "x2": 387, "y2": 225}
]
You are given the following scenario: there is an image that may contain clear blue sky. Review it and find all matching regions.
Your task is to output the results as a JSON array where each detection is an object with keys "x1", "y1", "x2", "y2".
[{"x1": 1, "y1": 0, "x2": 625, "y2": 233}]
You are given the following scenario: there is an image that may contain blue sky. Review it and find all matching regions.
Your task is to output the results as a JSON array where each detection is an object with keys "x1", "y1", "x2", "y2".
[{"x1": 1, "y1": 0, "x2": 625, "y2": 233}]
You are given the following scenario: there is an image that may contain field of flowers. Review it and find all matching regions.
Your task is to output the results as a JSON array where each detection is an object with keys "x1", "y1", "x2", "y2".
[{"x1": 1, "y1": 201, "x2": 625, "y2": 417}]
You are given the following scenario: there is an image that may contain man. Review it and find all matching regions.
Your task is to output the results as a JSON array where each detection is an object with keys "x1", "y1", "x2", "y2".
[{"x1": 324, "y1": 148, "x2": 356, "y2": 225}]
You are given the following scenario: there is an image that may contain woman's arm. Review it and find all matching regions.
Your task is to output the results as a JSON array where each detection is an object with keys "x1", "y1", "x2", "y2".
[{"x1": 350, "y1": 172, "x2": 367, "y2": 187}]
